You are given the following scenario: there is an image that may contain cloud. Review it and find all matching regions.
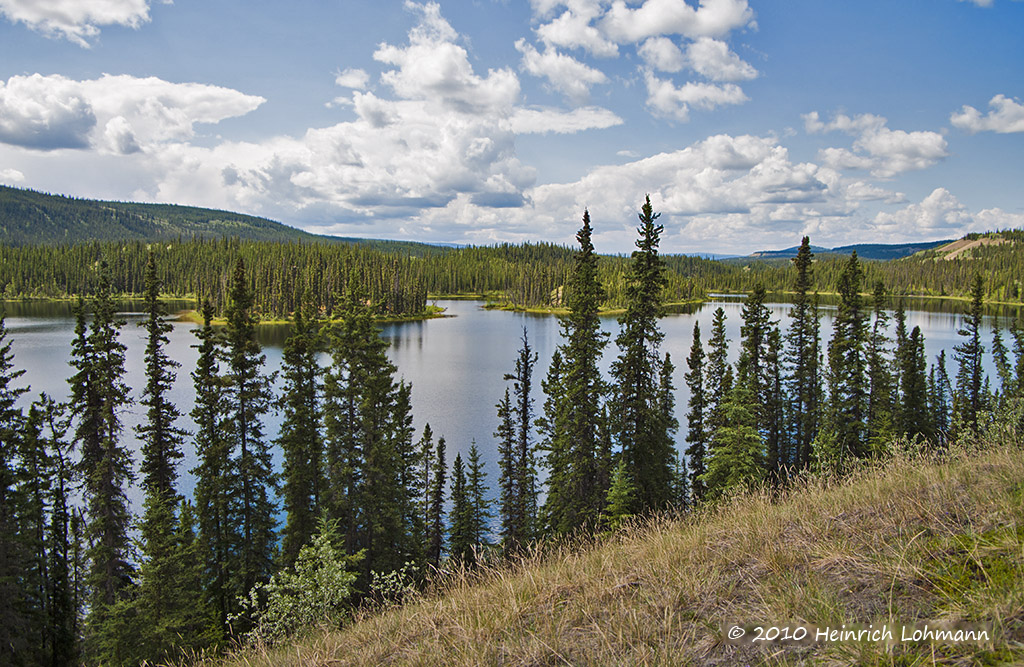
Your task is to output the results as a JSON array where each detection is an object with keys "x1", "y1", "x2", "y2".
[
  {"x1": 515, "y1": 39, "x2": 608, "y2": 104},
  {"x1": 601, "y1": 0, "x2": 755, "y2": 43},
  {"x1": 869, "y1": 188, "x2": 1024, "y2": 243},
  {"x1": 685, "y1": 37, "x2": 757, "y2": 81},
  {"x1": 644, "y1": 71, "x2": 748, "y2": 121},
  {"x1": 870, "y1": 188, "x2": 985, "y2": 239},
  {"x1": 509, "y1": 106, "x2": 622, "y2": 134},
  {"x1": 0, "y1": 74, "x2": 96, "y2": 149},
  {"x1": 0, "y1": 73, "x2": 265, "y2": 153},
  {"x1": 535, "y1": 0, "x2": 619, "y2": 57},
  {"x1": 0, "y1": 0, "x2": 159, "y2": 47},
  {"x1": 375, "y1": 2, "x2": 519, "y2": 113},
  {"x1": 0, "y1": 168, "x2": 25, "y2": 184},
  {"x1": 638, "y1": 37, "x2": 685, "y2": 72},
  {"x1": 335, "y1": 68, "x2": 370, "y2": 90},
  {"x1": 950, "y1": 94, "x2": 1024, "y2": 133},
  {"x1": 805, "y1": 111, "x2": 948, "y2": 178}
]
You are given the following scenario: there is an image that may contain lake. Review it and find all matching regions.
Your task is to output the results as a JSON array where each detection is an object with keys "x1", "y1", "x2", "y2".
[{"x1": 1, "y1": 297, "x2": 1015, "y2": 509}]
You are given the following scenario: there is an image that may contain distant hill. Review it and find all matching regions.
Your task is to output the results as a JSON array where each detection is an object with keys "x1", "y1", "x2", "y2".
[
  {"x1": 0, "y1": 185, "x2": 450, "y2": 256},
  {"x1": 751, "y1": 239, "x2": 951, "y2": 260}
]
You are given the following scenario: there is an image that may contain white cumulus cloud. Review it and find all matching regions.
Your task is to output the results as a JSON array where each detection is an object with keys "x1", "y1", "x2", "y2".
[
  {"x1": 535, "y1": 0, "x2": 619, "y2": 57},
  {"x1": 686, "y1": 37, "x2": 757, "y2": 81},
  {"x1": 515, "y1": 39, "x2": 608, "y2": 104},
  {"x1": 509, "y1": 106, "x2": 622, "y2": 134},
  {"x1": 951, "y1": 94, "x2": 1024, "y2": 133},
  {"x1": 0, "y1": 0, "x2": 161, "y2": 47},
  {"x1": 0, "y1": 73, "x2": 265, "y2": 154},
  {"x1": 601, "y1": 0, "x2": 755, "y2": 43},
  {"x1": 375, "y1": 2, "x2": 519, "y2": 113},
  {"x1": 644, "y1": 71, "x2": 748, "y2": 121},
  {"x1": 335, "y1": 68, "x2": 370, "y2": 90},
  {"x1": 638, "y1": 37, "x2": 685, "y2": 72},
  {"x1": 806, "y1": 111, "x2": 948, "y2": 178}
]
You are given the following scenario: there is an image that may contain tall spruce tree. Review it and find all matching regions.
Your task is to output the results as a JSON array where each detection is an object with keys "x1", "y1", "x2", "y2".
[
  {"x1": 134, "y1": 250, "x2": 189, "y2": 662},
  {"x1": 448, "y1": 453, "x2": 471, "y2": 565},
  {"x1": 278, "y1": 299, "x2": 325, "y2": 566},
  {"x1": 763, "y1": 326, "x2": 785, "y2": 478},
  {"x1": 826, "y1": 252, "x2": 869, "y2": 459},
  {"x1": 223, "y1": 258, "x2": 278, "y2": 613},
  {"x1": 785, "y1": 237, "x2": 820, "y2": 469},
  {"x1": 954, "y1": 274, "x2": 987, "y2": 435},
  {"x1": 865, "y1": 282, "x2": 895, "y2": 452},
  {"x1": 540, "y1": 210, "x2": 609, "y2": 535},
  {"x1": 498, "y1": 330, "x2": 538, "y2": 552},
  {"x1": 41, "y1": 396, "x2": 78, "y2": 666},
  {"x1": 0, "y1": 312, "x2": 30, "y2": 664},
  {"x1": 426, "y1": 436, "x2": 447, "y2": 567},
  {"x1": 902, "y1": 327, "x2": 931, "y2": 440},
  {"x1": 705, "y1": 307, "x2": 733, "y2": 438},
  {"x1": 191, "y1": 300, "x2": 233, "y2": 636},
  {"x1": 464, "y1": 443, "x2": 492, "y2": 565},
  {"x1": 323, "y1": 281, "x2": 418, "y2": 580},
  {"x1": 70, "y1": 263, "x2": 135, "y2": 664},
  {"x1": 610, "y1": 195, "x2": 672, "y2": 512},
  {"x1": 684, "y1": 322, "x2": 706, "y2": 503}
]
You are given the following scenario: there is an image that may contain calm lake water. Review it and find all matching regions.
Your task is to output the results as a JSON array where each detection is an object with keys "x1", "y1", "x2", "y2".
[{"x1": 2, "y1": 297, "x2": 1015, "y2": 509}]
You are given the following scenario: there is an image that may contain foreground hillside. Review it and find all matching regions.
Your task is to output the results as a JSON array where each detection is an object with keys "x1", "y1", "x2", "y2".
[{"x1": 208, "y1": 438, "x2": 1024, "y2": 666}]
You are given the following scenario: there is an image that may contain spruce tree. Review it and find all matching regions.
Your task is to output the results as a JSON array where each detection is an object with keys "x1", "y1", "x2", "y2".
[
  {"x1": 497, "y1": 330, "x2": 538, "y2": 552},
  {"x1": 42, "y1": 397, "x2": 78, "y2": 666},
  {"x1": 540, "y1": 210, "x2": 609, "y2": 535},
  {"x1": 70, "y1": 263, "x2": 136, "y2": 664},
  {"x1": 603, "y1": 460, "x2": 635, "y2": 531},
  {"x1": 929, "y1": 350, "x2": 953, "y2": 442},
  {"x1": 684, "y1": 323, "x2": 706, "y2": 503},
  {"x1": 191, "y1": 300, "x2": 233, "y2": 636},
  {"x1": 222, "y1": 259, "x2": 278, "y2": 619},
  {"x1": 610, "y1": 195, "x2": 672, "y2": 512},
  {"x1": 954, "y1": 274, "x2": 986, "y2": 435},
  {"x1": 702, "y1": 383, "x2": 765, "y2": 500},
  {"x1": 705, "y1": 307, "x2": 733, "y2": 437},
  {"x1": 278, "y1": 299, "x2": 325, "y2": 566},
  {"x1": 448, "y1": 453, "x2": 472, "y2": 565},
  {"x1": 134, "y1": 250, "x2": 189, "y2": 661},
  {"x1": 763, "y1": 326, "x2": 785, "y2": 479},
  {"x1": 495, "y1": 388, "x2": 520, "y2": 552},
  {"x1": 785, "y1": 237, "x2": 820, "y2": 469},
  {"x1": 426, "y1": 436, "x2": 447, "y2": 568},
  {"x1": 136, "y1": 250, "x2": 185, "y2": 504},
  {"x1": 826, "y1": 252, "x2": 869, "y2": 459},
  {"x1": 464, "y1": 443, "x2": 492, "y2": 564},
  {"x1": 866, "y1": 282, "x2": 895, "y2": 452},
  {"x1": 0, "y1": 312, "x2": 30, "y2": 664},
  {"x1": 902, "y1": 326, "x2": 931, "y2": 440},
  {"x1": 323, "y1": 281, "x2": 418, "y2": 579}
]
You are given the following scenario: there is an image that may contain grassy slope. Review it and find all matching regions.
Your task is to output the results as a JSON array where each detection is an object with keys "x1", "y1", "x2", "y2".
[{"x1": 212, "y1": 439, "x2": 1024, "y2": 666}]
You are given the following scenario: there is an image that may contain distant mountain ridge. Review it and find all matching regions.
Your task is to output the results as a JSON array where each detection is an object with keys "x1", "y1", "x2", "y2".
[
  {"x1": 0, "y1": 185, "x2": 449, "y2": 256},
  {"x1": 750, "y1": 239, "x2": 952, "y2": 260}
]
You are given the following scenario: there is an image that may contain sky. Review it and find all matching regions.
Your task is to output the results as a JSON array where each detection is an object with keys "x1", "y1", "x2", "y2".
[{"x1": 0, "y1": 0, "x2": 1022, "y2": 254}]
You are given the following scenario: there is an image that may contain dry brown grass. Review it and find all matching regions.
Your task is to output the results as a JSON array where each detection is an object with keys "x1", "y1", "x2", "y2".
[{"x1": 200, "y1": 440, "x2": 1024, "y2": 666}]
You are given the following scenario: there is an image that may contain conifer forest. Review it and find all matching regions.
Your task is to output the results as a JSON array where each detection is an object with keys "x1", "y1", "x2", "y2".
[{"x1": 2, "y1": 196, "x2": 1024, "y2": 666}]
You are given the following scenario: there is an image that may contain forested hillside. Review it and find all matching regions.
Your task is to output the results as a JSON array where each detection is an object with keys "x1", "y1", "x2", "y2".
[{"x1": 715, "y1": 231, "x2": 1024, "y2": 303}]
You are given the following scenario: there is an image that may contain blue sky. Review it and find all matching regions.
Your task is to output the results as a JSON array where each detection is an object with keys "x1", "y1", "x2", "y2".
[{"x1": 0, "y1": 0, "x2": 1022, "y2": 253}]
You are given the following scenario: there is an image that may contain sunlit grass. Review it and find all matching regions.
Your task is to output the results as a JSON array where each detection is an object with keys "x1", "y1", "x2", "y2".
[{"x1": 191, "y1": 437, "x2": 1024, "y2": 666}]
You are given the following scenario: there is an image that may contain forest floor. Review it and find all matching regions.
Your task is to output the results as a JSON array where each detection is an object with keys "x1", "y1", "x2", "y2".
[{"x1": 201, "y1": 432, "x2": 1024, "y2": 666}]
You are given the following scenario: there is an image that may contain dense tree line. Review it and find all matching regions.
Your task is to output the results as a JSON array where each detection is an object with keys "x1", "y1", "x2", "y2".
[{"x1": 1, "y1": 205, "x2": 1023, "y2": 664}]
